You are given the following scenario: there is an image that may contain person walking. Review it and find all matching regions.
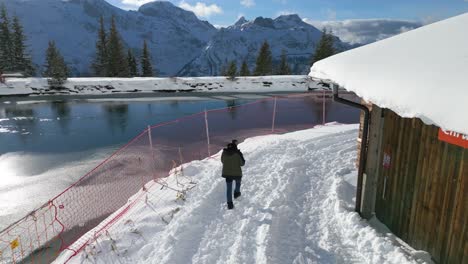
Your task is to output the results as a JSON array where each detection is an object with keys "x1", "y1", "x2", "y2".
[{"x1": 221, "y1": 142, "x2": 245, "y2": 209}]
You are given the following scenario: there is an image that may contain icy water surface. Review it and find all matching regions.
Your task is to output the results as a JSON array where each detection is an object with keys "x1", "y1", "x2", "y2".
[{"x1": 0, "y1": 94, "x2": 360, "y2": 230}]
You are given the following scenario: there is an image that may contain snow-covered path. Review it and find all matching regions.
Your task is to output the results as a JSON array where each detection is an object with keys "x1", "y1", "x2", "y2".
[
  {"x1": 61, "y1": 125, "x2": 423, "y2": 264},
  {"x1": 161, "y1": 129, "x2": 359, "y2": 264}
]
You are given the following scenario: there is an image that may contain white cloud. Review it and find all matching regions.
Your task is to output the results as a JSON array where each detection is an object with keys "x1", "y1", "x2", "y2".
[
  {"x1": 276, "y1": 10, "x2": 295, "y2": 17},
  {"x1": 240, "y1": 0, "x2": 255, "y2": 8},
  {"x1": 303, "y1": 18, "x2": 422, "y2": 45},
  {"x1": 178, "y1": 1, "x2": 223, "y2": 18},
  {"x1": 420, "y1": 15, "x2": 444, "y2": 25}
]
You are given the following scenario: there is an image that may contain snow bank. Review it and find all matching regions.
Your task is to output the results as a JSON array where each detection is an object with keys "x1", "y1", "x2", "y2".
[
  {"x1": 310, "y1": 13, "x2": 468, "y2": 135},
  {"x1": 56, "y1": 124, "x2": 429, "y2": 264},
  {"x1": 0, "y1": 76, "x2": 318, "y2": 97}
]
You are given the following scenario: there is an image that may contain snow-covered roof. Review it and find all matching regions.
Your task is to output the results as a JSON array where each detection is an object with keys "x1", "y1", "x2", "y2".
[
  {"x1": 309, "y1": 13, "x2": 468, "y2": 135},
  {"x1": 1, "y1": 73, "x2": 24, "y2": 78}
]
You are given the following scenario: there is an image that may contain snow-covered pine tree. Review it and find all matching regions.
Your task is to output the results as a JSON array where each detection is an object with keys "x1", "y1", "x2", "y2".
[
  {"x1": 141, "y1": 40, "x2": 153, "y2": 77},
  {"x1": 12, "y1": 16, "x2": 35, "y2": 76},
  {"x1": 311, "y1": 28, "x2": 336, "y2": 66},
  {"x1": 240, "y1": 60, "x2": 250, "y2": 76},
  {"x1": 44, "y1": 41, "x2": 68, "y2": 87},
  {"x1": 127, "y1": 49, "x2": 138, "y2": 77},
  {"x1": 254, "y1": 41, "x2": 272, "y2": 76},
  {"x1": 92, "y1": 16, "x2": 108, "y2": 76},
  {"x1": 0, "y1": 5, "x2": 13, "y2": 72},
  {"x1": 107, "y1": 16, "x2": 129, "y2": 77},
  {"x1": 227, "y1": 60, "x2": 237, "y2": 80},
  {"x1": 277, "y1": 50, "x2": 291, "y2": 75}
]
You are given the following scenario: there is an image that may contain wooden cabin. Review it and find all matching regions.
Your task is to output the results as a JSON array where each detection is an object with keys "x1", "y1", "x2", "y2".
[
  {"x1": 360, "y1": 105, "x2": 466, "y2": 264},
  {"x1": 310, "y1": 13, "x2": 468, "y2": 264}
]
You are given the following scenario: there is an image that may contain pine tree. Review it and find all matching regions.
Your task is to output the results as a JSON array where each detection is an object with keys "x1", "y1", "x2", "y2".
[
  {"x1": 92, "y1": 16, "x2": 108, "y2": 76},
  {"x1": 219, "y1": 62, "x2": 228, "y2": 76},
  {"x1": 127, "y1": 49, "x2": 138, "y2": 77},
  {"x1": 277, "y1": 50, "x2": 291, "y2": 75},
  {"x1": 11, "y1": 16, "x2": 25, "y2": 72},
  {"x1": 44, "y1": 41, "x2": 68, "y2": 87},
  {"x1": 11, "y1": 16, "x2": 34, "y2": 76},
  {"x1": 106, "y1": 16, "x2": 129, "y2": 77},
  {"x1": 0, "y1": 5, "x2": 13, "y2": 72},
  {"x1": 141, "y1": 40, "x2": 153, "y2": 77},
  {"x1": 254, "y1": 41, "x2": 272, "y2": 76},
  {"x1": 240, "y1": 60, "x2": 250, "y2": 76},
  {"x1": 311, "y1": 28, "x2": 336, "y2": 65},
  {"x1": 227, "y1": 60, "x2": 237, "y2": 80}
]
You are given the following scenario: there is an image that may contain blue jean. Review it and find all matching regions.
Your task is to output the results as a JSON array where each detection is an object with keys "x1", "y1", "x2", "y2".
[{"x1": 226, "y1": 179, "x2": 241, "y2": 203}]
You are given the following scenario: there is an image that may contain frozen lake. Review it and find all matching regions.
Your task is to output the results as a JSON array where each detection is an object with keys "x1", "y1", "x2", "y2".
[{"x1": 0, "y1": 94, "x2": 360, "y2": 230}]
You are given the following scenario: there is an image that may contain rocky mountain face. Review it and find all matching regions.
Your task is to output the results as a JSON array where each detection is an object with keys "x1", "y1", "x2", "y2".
[
  {"x1": 179, "y1": 15, "x2": 349, "y2": 76},
  {"x1": 2, "y1": 0, "x2": 346, "y2": 76},
  {"x1": 1, "y1": 0, "x2": 217, "y2": 76}
]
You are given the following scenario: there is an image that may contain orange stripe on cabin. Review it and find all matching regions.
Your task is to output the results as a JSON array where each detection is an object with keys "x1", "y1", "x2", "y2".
[{"x1": 438, "y1": 129, "x2": 468, "y2": 148}]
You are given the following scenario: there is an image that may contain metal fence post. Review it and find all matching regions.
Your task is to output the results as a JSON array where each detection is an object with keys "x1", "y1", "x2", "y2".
[
  {"x1": 204, "y1": 110, "x2": 211, "y2": 156},
  {"x1": 178, "y1": 147, "x2": 184, "y2": 175},
  {"x1": 148, "y1": 125, "x2": 155, "y2": 182},
  {"x1": 322, "y1": 90, "x2": 326, "y2": 125},
  {"x1": 272, "y1": 97, "x2": 277, "y2": 132}
]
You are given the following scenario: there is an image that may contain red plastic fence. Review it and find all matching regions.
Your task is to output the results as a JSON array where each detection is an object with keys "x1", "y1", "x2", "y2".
[{"x1": 0, "y1": 92, "x2": 359, "y2": 263}]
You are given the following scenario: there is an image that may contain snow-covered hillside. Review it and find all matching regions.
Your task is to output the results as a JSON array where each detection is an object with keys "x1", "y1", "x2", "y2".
[
  {"x1": 179, "y1": 15, "x2": 348, "y2": 76},
  {"x1": 0, "y1": 0, "x2": 217, "y2": 76},
  {"x1": 0, "y1": 76, "x2": 317, "y2": 96},
  {"x1": 56, "y1": 125, "x2": 430, "y2": 264},
  {"x1": 0, "y1": 0, "x2": 344, "y2": 77}
]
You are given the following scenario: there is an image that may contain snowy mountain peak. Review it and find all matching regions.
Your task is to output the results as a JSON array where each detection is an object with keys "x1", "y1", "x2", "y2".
[
  {"x1": 70, "y1": 0, "x2": 115, "y2": 9},
  {"x1": 139, "y1": 0, "x2": 176, "y2": 9},
  {"x1": 248, "y1": 15, "x2": 306, "y2": 29},
  {"x1": 252, "y1": 17, "x2": 275, "y2": 28},
  {"x1": 0, "y1": 0, "x2": 217, "y2": 76},
  {"x1": 178, "y1": 13, "x2": 339, "y2": 76},
  {"x1": 234, "y1": 16, "x2": 248, "y2": 26},
  {"x1": 138, "y1": 1, "x2": 196, "y2": 20},
  {"x1": 138, "y1": 1, "x2": 216, "y2": 34},
  {"x1": 273, "y1": 14, "x2": 309, "y2": 29},
  {"x1": 274, "y1": 14, "x2": 302, "y2": 23}
]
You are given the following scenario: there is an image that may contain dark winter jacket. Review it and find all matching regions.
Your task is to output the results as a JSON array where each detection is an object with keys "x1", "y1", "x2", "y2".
[
  {"x1": 234, "y1": 145, "x2": 246, "y2": 165},
  {"x1": 221, "y1": 147, "x2": 245, "y2": 179}
]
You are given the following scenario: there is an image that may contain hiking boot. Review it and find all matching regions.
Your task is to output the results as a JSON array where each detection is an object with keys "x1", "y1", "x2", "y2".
[
  {"x1": 234, "y1": 192, "x2": 241, "y2": 199},
  {"x1": 227, "y1": 202, "x2": 234, "y2": 210}
]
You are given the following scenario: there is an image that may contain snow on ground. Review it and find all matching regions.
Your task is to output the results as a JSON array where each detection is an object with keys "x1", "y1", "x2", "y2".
[
  {"x1": 0, "y1": 76, "x2": 318, "y2": 97},
  {"x1": 56, "y1": 124, "x2": 429, "y2": 264},
  {"x1": 310, "y1": 13, "x2": 468, "y2": 135}
]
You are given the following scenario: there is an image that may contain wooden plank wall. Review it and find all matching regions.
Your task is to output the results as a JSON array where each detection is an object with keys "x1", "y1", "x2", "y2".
[{"x1": 372, "y1": 109, "x2": 467, "y2": 264}]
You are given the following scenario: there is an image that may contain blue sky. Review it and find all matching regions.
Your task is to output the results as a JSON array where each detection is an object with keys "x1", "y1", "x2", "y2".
[{"x1": 107, "y1": 0, "x2": 468, "y2": 26}]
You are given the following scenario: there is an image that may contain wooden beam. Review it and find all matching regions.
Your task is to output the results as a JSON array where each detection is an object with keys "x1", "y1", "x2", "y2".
[{"x1": 361, "y1": 105, "x2": 385, "y2": 219}]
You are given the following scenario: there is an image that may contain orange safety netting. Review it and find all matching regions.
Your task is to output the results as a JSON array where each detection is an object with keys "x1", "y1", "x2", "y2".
[{"x1": 0, "y1": 92, "x2": 359, "y2": 263}]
